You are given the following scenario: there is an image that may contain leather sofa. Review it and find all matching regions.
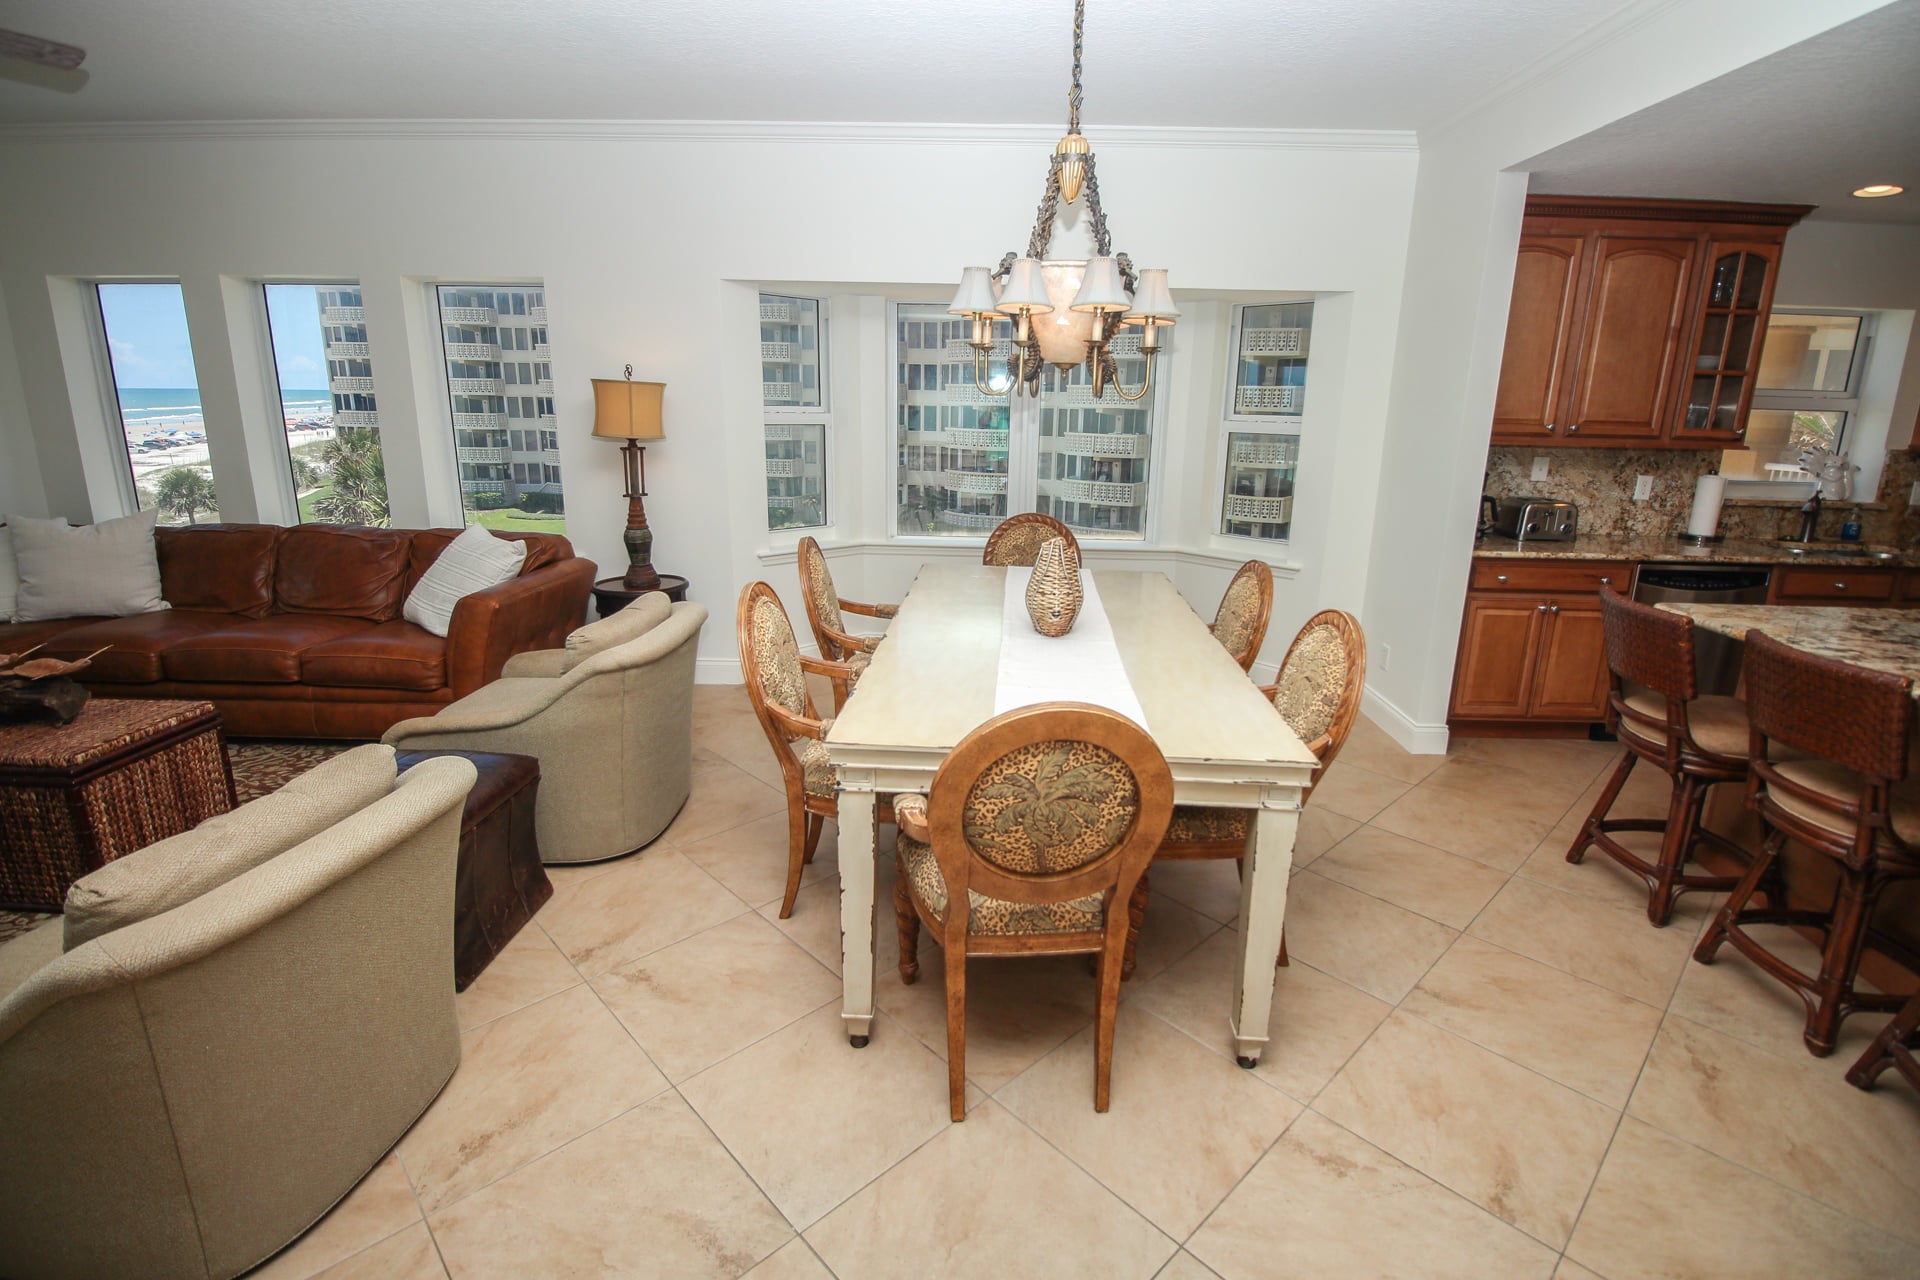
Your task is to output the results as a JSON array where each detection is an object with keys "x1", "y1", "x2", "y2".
[{"x1": 0, "y1": 524, "x2": 594, "y2": 739}]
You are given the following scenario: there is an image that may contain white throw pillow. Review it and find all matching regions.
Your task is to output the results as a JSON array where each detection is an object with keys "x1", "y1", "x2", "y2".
[
  {"x1": 10, "y1": 509, "x2": 167, "y2": 623},
  {"x1": 402, "y1": 523, "x2": 527, "y2": 637}
]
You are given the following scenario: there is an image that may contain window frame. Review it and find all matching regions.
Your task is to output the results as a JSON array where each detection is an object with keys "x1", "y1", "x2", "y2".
[
  {"x1": 1722, "y1": 308, "x2": 1876, "y2": 497},
  {"x1": 260, "y1": 279, "x2": 389, "y2": 526},
  {"x1": 1222, "y1": 298, "x2": 1314, "y2": 426},
  {"x1": 760, "y1": 292, "x2": 832, "y2": 533},
  {"x1": 431, "y1": 281, "x2": 563, "y2": 531},
  {"x1": 1211, "y1": 299, "x2": 1319, "y2": 546},
  {"x1": 90, "y1": 278, "x2": 219, "y2": 523}
]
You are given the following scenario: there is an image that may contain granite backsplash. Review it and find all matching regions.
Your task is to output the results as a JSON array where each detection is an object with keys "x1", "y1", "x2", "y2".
[{"x1": 1484, "y1": 448, "x2": 1920, "y2": 545}]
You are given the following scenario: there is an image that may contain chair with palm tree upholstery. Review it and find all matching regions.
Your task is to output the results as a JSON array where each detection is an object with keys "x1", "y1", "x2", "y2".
[
  {"x1": 796, "y1": 535, "x2": 898, "y2": 713},
  {"x1": 737, "y1": 582, "x2": 893, "y2": 918},
  {"x1": 1210, "y1": 559, "x2": 1275, "y2": 673},
  {"x1": 982, "y1": 513, "x2": 1079, "y2": 567},
  {"x1": 1122, "y1": 608, "x2": 1367, "y2": 976},
  {"x1": 891, "y1": 702, "x2": 1174, "y2": 1121}
]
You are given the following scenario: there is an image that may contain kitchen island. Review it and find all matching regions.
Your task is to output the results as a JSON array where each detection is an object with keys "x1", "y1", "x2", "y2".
[{"x1": 1656, "y1": 603, "x2": 1920, "y2": 694}]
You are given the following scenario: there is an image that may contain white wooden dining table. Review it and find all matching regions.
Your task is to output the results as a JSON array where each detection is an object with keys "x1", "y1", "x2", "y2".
[{"x1": 825, "y1": 562, "x2": 1319, "y2": 1066}]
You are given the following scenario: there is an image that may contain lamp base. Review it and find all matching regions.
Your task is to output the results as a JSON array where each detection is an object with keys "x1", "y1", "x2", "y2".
[{"x1": 622, "y1": 522, "x2": 661, "y2": 592}]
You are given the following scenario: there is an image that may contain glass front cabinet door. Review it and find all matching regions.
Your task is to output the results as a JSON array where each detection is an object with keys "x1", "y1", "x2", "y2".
[{"x1": 1671, "y1": 242, "x2": 1782, "y2": 445}]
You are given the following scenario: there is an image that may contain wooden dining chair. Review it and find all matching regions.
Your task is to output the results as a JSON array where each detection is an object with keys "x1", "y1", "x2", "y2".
[
  {"x1": 982, "y1": 512, "x2": 1079, "y2": 567},
  {"x1": 736, "y1": 581, "x2": 893, "y2": 918},
  {"x1": 796, "y1": 535, "x2": 897, "y2": 712},
  {"x1": 1210, "y1": 559, "x2": 1275, "y2": 673},
  {"x1": 1122, "y1": 609, "x2": 1367, "y2": 976},
  {"x1": 891, "y1": 702, "x2": 1174, "y2": 1120}
]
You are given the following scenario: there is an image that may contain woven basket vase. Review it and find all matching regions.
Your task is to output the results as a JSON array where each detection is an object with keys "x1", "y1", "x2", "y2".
[{"x1": 1024, "y1": 536, "x2": 1083, "y2": 637}]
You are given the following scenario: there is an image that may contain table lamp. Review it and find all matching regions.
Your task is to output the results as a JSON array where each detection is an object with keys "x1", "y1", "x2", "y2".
[{"x1": 591, "y1": 367, "x2": 667, "y2": 591}]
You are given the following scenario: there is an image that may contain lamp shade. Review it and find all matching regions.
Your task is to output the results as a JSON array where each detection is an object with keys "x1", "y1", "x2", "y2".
[
  {"x1": 591, "y1": 378, "x2": 665, "y2": 441},
  {"x1": 1070, "y1": 256, "x2": 1131, "y2": 313},
  {"x1": 1123, "y1": 269, "x2": 1179, "y2": 324},
  {"x1": 995, "y1": 257, "x2": 1054, "y2": 315},
  {"x1": 948, "y1": 266, "x2": 1002, "y2": 317}
]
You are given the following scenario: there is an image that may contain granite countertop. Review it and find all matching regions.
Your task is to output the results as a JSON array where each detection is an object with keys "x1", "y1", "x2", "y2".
[
  {"x1": 1474, "y1": 533, "x2": 1920, "y2": 567},
  {"x1": 1655, "y1": 603, "x2": 1920, "y2": 698}
]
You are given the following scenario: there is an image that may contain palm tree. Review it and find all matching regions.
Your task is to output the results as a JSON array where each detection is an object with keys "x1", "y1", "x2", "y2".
[
  {"x1": 312, "y1": 430, "x2": 390, "y2": 526},
  {"x1": 152, "y1": 466, "x2": 217, "y2": 524}
]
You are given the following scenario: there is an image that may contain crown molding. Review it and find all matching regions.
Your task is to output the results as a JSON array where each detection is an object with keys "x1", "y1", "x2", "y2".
[{"x1": 0, "y1": 116, "x2": 1418, "y2": 152}]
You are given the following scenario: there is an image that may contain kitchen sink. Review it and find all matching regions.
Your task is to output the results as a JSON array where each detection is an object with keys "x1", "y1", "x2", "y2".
[{"x1": 1776, "y1": 543, "x2": 1901, "y2": 560}]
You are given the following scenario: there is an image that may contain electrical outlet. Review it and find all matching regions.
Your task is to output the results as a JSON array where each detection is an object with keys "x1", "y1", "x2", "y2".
[
  {"x1": 1634, "y1": 475, "x2": 1654, "y2": 501},
  {"x1": 1530, "y1": 456, "x2": 1550, "y2": 483},
  {"x1": 1379, "y1": 643, "x2": 1391, "y2": 673},
  {"x1": 1911, "y1": 480, "x2": 1920, "y2": 506}
]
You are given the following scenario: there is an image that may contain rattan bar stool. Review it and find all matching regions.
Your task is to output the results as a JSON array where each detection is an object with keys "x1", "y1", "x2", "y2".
[
  {"x1": 1693, "y1": 629, "x2": 1920, "y2": 1057},
  {"x1": 1847, "y1": 989, "x2": 1920, "y2": 1092},
  {"x1": 1565, "y1": 589, "x2": 1750, "y2": 926}
]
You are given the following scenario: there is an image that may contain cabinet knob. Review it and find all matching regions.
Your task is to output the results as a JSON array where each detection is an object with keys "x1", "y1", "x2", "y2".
[
  {"x1": 1496, "y1": 574, "x2": 1509, "y2": 583},
  {"x1": 1537, "y1": 604, "x2": 1549, "y2": 613},
  {"x1": 1599, "y1": 576, "x2": 1611, "y2": 586},
  {"x1": 1568, "y1": 423, "x2": 1580, "y2": 433},
  {"x1": 1548, "y1": 604, "x2": 1560, "y2": 614},
  {"x1": 1835, "y1": 582, "x2": 1847, "y2": 590},
  {"x1": 1545, "y1": 423, "x2": 1556, "y2": 433}
]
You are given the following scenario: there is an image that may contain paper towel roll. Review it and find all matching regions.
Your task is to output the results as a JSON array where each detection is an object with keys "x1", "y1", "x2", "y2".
[{"x1": 1686, "y1": 473, "x2": 1726, "y2": 538}]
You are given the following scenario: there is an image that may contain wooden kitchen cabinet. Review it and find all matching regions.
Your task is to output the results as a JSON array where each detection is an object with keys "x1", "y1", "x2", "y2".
[
  {"x1": 1450, "y1": 560, "x2": 1631, "y2": 729},
  {"x1": 1770, "y1": 566, "x2": 1899, "y2": 605},
  {"x1": 1489, "y1": 198, "x2": 1809, "y2": 450}
]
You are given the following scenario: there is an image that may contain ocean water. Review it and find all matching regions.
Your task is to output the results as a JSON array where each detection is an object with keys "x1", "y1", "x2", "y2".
[{"x1": 116, "y1": 386, "x2": 331, "y2": 429}]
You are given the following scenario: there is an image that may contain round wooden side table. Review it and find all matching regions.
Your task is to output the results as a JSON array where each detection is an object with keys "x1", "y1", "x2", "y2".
[{"x1": 592, "y1": 574, "x2": 689, "y2": 619}]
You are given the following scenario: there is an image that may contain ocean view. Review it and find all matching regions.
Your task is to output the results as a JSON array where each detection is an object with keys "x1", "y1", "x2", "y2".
[{"x1": 115, "y1": 386, "x2": 332, "y2": 430}]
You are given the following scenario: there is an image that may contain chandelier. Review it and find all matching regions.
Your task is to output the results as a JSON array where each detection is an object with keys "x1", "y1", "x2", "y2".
[{"x1": 948, "y1": 0, "x2": 1178, "y2": 402}]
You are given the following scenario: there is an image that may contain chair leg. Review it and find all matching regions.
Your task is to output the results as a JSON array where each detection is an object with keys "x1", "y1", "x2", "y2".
[
  {"x1": 1120, "y1": 873, "x2": 1149, "y2": 981},
  {"x1": 1805, "y1": 866, "x2": 1875, "y2": 1057},
  {"x1": 1094, "y1": 932, "x2": 1125, "y2": 1113},
  {"x1": 1694, "y1": 827, "x2": 1781, "y2": 964},
  {"x1": 1847, "y1": 990, "x2": 1920, "y2": 1091},
  {"x1": 1568, "y1": 750, "x2": 1635, "y2": 866},
  {"x1": 778, "y1": 806, "x2": 809, "y2": 920},
  {"x1": 1647, "y1": 774, "x2": 1701, "y2": 928},
  {"x1": 893, "y1": 874, "x2": 920, "y2": 985},
  {"x1": 944, "y1": 944, "x2": 968, "y2": 1123},
  {"x1": 803, "y1": 813, "x2": 825, "y2": 865}
]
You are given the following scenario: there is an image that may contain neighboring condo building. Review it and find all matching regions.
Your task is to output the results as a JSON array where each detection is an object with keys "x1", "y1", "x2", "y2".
[
  {"x1": 434, "y1": 286, "x2": 560, "y2": 515},
  {"x1": 317, "y1": 286, "x2": 378, "y2": 431}
]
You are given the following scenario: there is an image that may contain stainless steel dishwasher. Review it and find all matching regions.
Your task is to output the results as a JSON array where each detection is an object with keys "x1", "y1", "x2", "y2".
[{"x1": 1632, "y1": 564, "x2": 1772, "y2": 696}]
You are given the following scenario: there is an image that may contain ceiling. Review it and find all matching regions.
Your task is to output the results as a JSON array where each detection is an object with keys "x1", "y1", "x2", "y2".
[
  {"x1": 1524, "y1": 0, "x2": 1920, "y2": 224},
  {"x1": 0, "y1": 0, "x2": 1633, "y2": 130}
]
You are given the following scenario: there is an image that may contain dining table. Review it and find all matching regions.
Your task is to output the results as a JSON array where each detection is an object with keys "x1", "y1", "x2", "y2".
[
  {"x1": 825, "y1": 562, "x2": 1320, "y2": 1065},
  {"x1": 1654, "y1": 603, "x2": 1920, "y2": 695}
]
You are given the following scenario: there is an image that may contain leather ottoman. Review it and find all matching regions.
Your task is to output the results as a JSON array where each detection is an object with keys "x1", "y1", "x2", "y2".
[{"x1": 395, "y1": 749, "x2": 551, "y2": 991}]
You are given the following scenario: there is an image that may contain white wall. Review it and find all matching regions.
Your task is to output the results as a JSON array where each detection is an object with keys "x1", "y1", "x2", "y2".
[
  {"x1": 0, "y1": 122, "x2": 1418, "y2": 680},
  {"x1": 0, "y1": 284, "x2": 47, "y2": 518}
]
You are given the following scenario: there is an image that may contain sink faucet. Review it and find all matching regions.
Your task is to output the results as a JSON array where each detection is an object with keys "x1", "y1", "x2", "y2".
[{"x1": 1793, "y1": 492, "x2": 1822, "y2": 543}]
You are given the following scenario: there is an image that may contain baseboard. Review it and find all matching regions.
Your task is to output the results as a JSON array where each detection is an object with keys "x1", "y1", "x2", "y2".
[
  {"x1": 1361, "y1": 684, "x2": 1450, "y2": 756},
  {"x1": 696, "y1": 656, "x2": 744, "y2": 685}
]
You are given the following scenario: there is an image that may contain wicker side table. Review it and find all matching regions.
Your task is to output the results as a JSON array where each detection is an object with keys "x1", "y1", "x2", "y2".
[{"x1": 0, "y1": 699, "x2": 236, "y2": 911}]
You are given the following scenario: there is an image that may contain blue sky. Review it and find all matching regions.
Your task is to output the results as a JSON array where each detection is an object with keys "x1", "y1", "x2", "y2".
[{"x1": 96, "y1": 281, "x2": 329, "y2": 391}]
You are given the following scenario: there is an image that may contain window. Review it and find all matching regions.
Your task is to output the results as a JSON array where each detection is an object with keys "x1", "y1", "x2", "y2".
[
  {"x1": 265, "y1": 283, "x2": 390, "y2": 525},
  {"x1": 892, "y1": 302, "x2": 1157, "y2": 540},
  {"x1": 1217, "y1": 301, "x2": 1313, "y2": 541},
  {"x1": 95, "y1": 282, "x2": 222, "y2": 524},
  {"x1": 436, "y1": 283, "x2": 564, "y2": 532},
  {"x1": 761, "y1": 293, "x2": 829, "y2": 531},
  {"x1": 1719, "y1": 311, "x2": 1872, "y2": 490}
]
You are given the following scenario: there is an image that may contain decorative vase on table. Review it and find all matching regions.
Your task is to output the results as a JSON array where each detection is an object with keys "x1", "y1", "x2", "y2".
[{"x1": 1025, "y1": 536, "x2": 1083, "y2": 637}]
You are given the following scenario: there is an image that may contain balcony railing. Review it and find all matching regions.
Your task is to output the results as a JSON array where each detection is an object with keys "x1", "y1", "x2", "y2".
[
  {"x1": 1040, "y1": 478, "x2": 1145, "y2": 507},
  {"x1": 441, "y1": 306, "x2": 496, "y2": 325},
  {"x1": 939, "y1": 471, "x2": 1008, "y2": 496},
  {"x1": 327, "y1": 341, "x2": 369, "y2": 358},
  {"x1": 938, "y1": 509, "x2": 1003, "y2": 530},
  {"x1": 1231, "y1": 439, "x2": 1300, "y2": 469},
  {"x1": 329, "y1": 377, "x2": 376, "y2": 394},
  {"x1": 763, "y1": 381, "x2": 798, "y2": 404},
  {"x1": 448, "y1": 377, "x2": 503, "y2": 395},
  {"x1": 445, "y1": 342, "x2": 497, "y2": 360},
  {"x1": 452, "y1": 412, "x2": 506, "y2": 431},
  {"x1": 333, "y1": 411, "x2": 378, "y2": 429},
  {"x1": 759, "y1": 300, "x2": 795, "y2": 324},
  {"x1": 321, "y1": 306, "x2": 364, "y2": 324},
  {"x1": 457, "y1": 446, "x2": 509, "y2": 464},
  {"x1": 1234, "y1": 385, "x2": 1304, "y2": 415},
  {"x1": 760, "y1": 341, "x2": 799, "y2": 362},
  {"x1": 765, "y1": 459, "x2": 803, "y2": 478},
  {"x1": 1224, "y1": 494, "x2": 1293, "y2": 524},
  {"x1": 1051, "y1": 431, "x2": 1147, "y2": 459},
  {"x1": 1242, "y1": 327, "x2": 1309, "y2": 358},
  {"x1": 931, "y1": 427, "x2": 1008, "y2": 450}
]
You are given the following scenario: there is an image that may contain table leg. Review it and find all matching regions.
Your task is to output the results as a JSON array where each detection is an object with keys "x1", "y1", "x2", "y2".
[
  {"x1": 838, "y1": 787, "x2": 879, "y2": 1048},
  {"x1": 1231, "y1": 799, "x2": 1300, "y2": 1067}
]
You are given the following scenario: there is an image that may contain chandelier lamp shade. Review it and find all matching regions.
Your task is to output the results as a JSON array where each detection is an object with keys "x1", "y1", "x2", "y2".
[
  {"x1": 590, "y1": 366, "x2": 667, "y2": 592},
  {"x1": 947, "y1": 0, "x2": 1176, "y2": 402}
]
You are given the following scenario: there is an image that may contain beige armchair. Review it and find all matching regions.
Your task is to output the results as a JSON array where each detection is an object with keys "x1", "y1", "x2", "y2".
[
  {"x1": 0, "y1": 754, "x2": 475, "y2": 1280},
  {"x1": 383, "y1": 594, "x2": 708, "y2": 863}
]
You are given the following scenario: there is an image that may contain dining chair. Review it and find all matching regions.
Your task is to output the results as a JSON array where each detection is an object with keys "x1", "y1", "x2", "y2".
[
  {"x1": 797, "y1": 535, "x2": 897, "y2": 712},
  {"x1": 1210, "y1": 559, "x2": 1275, "y2": 673},
  {"x1": 1565, "y1": 588, "x2": 1750, "y2": 926},
  {"x1": 890, "y1": 702, "x2": 1174, "y2": 1120},
  {"x1": 1122, "y1": 609, "x2": 1367, "y2": 977},
  {"x1": 982, "y1": 512, "x2": 1079, "y2": 567},
  {"x1": 736, "y1": 581, "x2": 894, "y2": 918},
  {"x1": 1694, "y1": 628, "x2": 1919, "y2": 1056}
]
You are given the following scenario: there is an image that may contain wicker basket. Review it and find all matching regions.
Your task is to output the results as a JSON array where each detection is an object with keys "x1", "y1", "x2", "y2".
[{"x1": 1025, "y1": 537, "x2": 1084, "y2": 637}]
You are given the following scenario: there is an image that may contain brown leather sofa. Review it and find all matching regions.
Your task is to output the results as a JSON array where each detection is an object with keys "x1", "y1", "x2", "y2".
[{"x1": 0, "y1": 524, "x2": 595, "y2": 739}]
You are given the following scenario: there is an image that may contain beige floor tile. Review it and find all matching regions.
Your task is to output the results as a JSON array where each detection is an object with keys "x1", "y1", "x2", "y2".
[
  {"x1": 1127, "y1": 928, "x2": 1391, "y2": 1102},
  {"x1": 251, "y1": 1154, "x2": 422, "y2": 1280},
  {"x1": 1188, "y1": 1111, "x2": 1558, "y2": 1280},
  {"x1": 741, "y1": 1238, "x2": 832, "y2": 1280},
  {"x1": 541, "y1": 859, "x2": 623, "y2": 894},
  {"x1": 1308, "y1": 761, "x2": 1414, "y2": 823},
  {"x1": 1469, "y1": 876, "x2": 1693, "y2": 1007},
  {"x1": 539, "y1": 845, "x2": 749, "y2": 976},
  {"x1": 664, "y1": 749, "x2": 790, "y2": 846},
  {"x1": 1146, "y1": 859, "x2": 1243, "y2": 924},
  {"x1": 310, "y1": 1223, "x2": 444, "y2": 1280},
  {"x1": 1308, "y1": 826, "x2": 1511, "y2": 929},
  {"x1": 1371, "y1": 760, "x2": 1580, "y2": 871},
  {"x1": 453, "y1": 922, "x2": 580, "y2": 1032},
  {"x1": 591, "y1": 912, "x2": 840, "y2": 1082},
  {"x1": 1282, "y1": 870, "x2": 1458, "y2": 1003},
  {"x1": 1130, "y1": 892, "x2": 1224, "y2": 985},
  {"x1": 677, "y1": 811, "x2": 839, "y2": 911},
  {"x1": 428, "y1": 1093, "x2": 791, "y2": 1279},
  {"x1": 398, "y1": 985, "x2": 669, "y2": 1213},
  {"x1": 679, "y1": 1004, "x2": 957, "y2": 1229},
  {"x1": 1552, "y1": 1261, "x2": 1606, "y2": 1280},
  {"x1": 997, "y1": 1007, "x2": 1302, "y2": 1238},
  {"x1": 1671, "y1": 923, "x2": 1884, "y2": 1070},
  {"x1": 1566, "y1": 1117, "x2": 1920, "y2": 1280},
  {"x1": 1446, "y1": 736, "x2": 1617, "y2": 791},
  {"x1": 1315, "y1": 1012, "x2": 1618, "y2": 1248},
  {"x1": 1627, "y1": 1016, "x2": 1920, "y2": 1244},
  {"x1": 1292, "y1": 803, "x2": 1365, "y2": 867},
  {"x1": 806, "y1": 1100, "x2": 1175, "y2": 1279},
  {"x1": 877, "y1": 948, "x2": 1095, "y2": 1095},
  {"x1": 1334, "y1": 714, "x2": 1448, "y2": 786},
  {"x1": 694, "y1": 698, "x2": 788, "y2": 789},
  {"x1": 1156, "y1": 1252, "x2": 1224, "y2": 1280},
  {"x1": 758, "y1": 874, "x2": 845, "y2": 976},
  {"x1": 1403, "y1": 936, "x2": 1662, "y2": 1108}
]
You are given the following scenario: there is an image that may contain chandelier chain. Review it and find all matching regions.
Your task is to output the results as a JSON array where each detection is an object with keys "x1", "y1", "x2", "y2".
[{"x1": 1068, "y1": 0, "x2": 1085, "y2": 134}]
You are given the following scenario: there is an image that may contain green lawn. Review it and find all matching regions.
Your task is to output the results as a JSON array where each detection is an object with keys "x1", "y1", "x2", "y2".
[
  {"x1": 297, "y1": 486, "x2": 330, "y2": 521},
  {"x1": 472, "y1": 508, "x2": 568, "y2": 536}
]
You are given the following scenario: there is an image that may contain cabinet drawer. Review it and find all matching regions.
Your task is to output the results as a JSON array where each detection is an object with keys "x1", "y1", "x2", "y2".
[
  {"x1": 1470, "y1": 560, "x2": 1631, "y2": 595},
  {"x1": 1771, "y1": 568, "x2": 1897, "y2": 603}
]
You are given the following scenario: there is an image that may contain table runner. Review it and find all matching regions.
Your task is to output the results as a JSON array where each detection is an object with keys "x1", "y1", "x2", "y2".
[{"x1": 994, "y1": 567, "x2": 1150, "y2": 728}]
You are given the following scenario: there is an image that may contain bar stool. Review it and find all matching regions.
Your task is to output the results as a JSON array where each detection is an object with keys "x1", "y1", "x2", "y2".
[
  {"x1": 1693, "y1": 629, "x2": 1920, "y2": 1057},
  {"x1": 1847, "y1": 989, "x2": 1920, "y2": 1092},
  {"x1": 1566, "y1": 589, "x2": 1750, "y2": 926}
]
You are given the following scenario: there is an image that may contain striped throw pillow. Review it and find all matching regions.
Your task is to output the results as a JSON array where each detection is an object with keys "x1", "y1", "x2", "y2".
[{"x1": 402, "y1": 523, "x2": 527, "y2": 637}]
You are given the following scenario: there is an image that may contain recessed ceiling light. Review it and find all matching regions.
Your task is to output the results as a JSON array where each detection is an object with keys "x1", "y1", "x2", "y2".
[{"x1": 1852, "y1": 184, "x2": 1905, "y2": 198}]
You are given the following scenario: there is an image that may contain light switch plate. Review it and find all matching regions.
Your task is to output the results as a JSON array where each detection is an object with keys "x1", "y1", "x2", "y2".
[
  {"x1": 1634, "y1": 475, "x2": 1654, "y2": 501},
  {"x1": 1379, "y1": 642, "x2": 1391, "y2": 673},
  {"x1": 1530, "y1": 456, "x2": 1550, "y2": 482}
]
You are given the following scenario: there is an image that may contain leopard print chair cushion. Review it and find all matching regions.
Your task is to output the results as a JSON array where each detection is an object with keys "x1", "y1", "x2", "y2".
[
  {"x1": 749, "y1": 595, "x2": 807, "y2": 720},
  {"x1": 801, "y1": 542, "x2": 847, "y2": 640},
  {"x1": 1211, "y1": 569, "x2": 1266, "y2": 666},
  {"x1": 1273, "y1": 622, "x2": 1347, "y2": 744},
  {"x1": 794, "y1": 728, "x2": 835, "y2": 799},
  {"x1": 961, "y1": 740, "x2": 1137, "y2": 874},
  {"x1": 897, "y1": 832, "x2": 1104, "y2": 936},
  {"x1": 1163, "y1": 805, "x2": 1251, "y2": 844}
]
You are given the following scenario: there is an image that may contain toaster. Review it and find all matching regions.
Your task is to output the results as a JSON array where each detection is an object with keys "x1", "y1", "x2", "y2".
[{"x1": 1490, "y1": 497, "x2": 1579, "y2": 541}]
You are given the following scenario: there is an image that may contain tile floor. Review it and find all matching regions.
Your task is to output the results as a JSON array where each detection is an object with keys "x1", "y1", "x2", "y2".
[{"x1": 252, "y1": 685, "x2": 1920, "y2": 1280}]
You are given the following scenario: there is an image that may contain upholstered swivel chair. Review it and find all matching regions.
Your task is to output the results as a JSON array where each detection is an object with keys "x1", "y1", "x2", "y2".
[{"x1": 982, "y1": 513, "x2": 1079, "y2": 567}]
